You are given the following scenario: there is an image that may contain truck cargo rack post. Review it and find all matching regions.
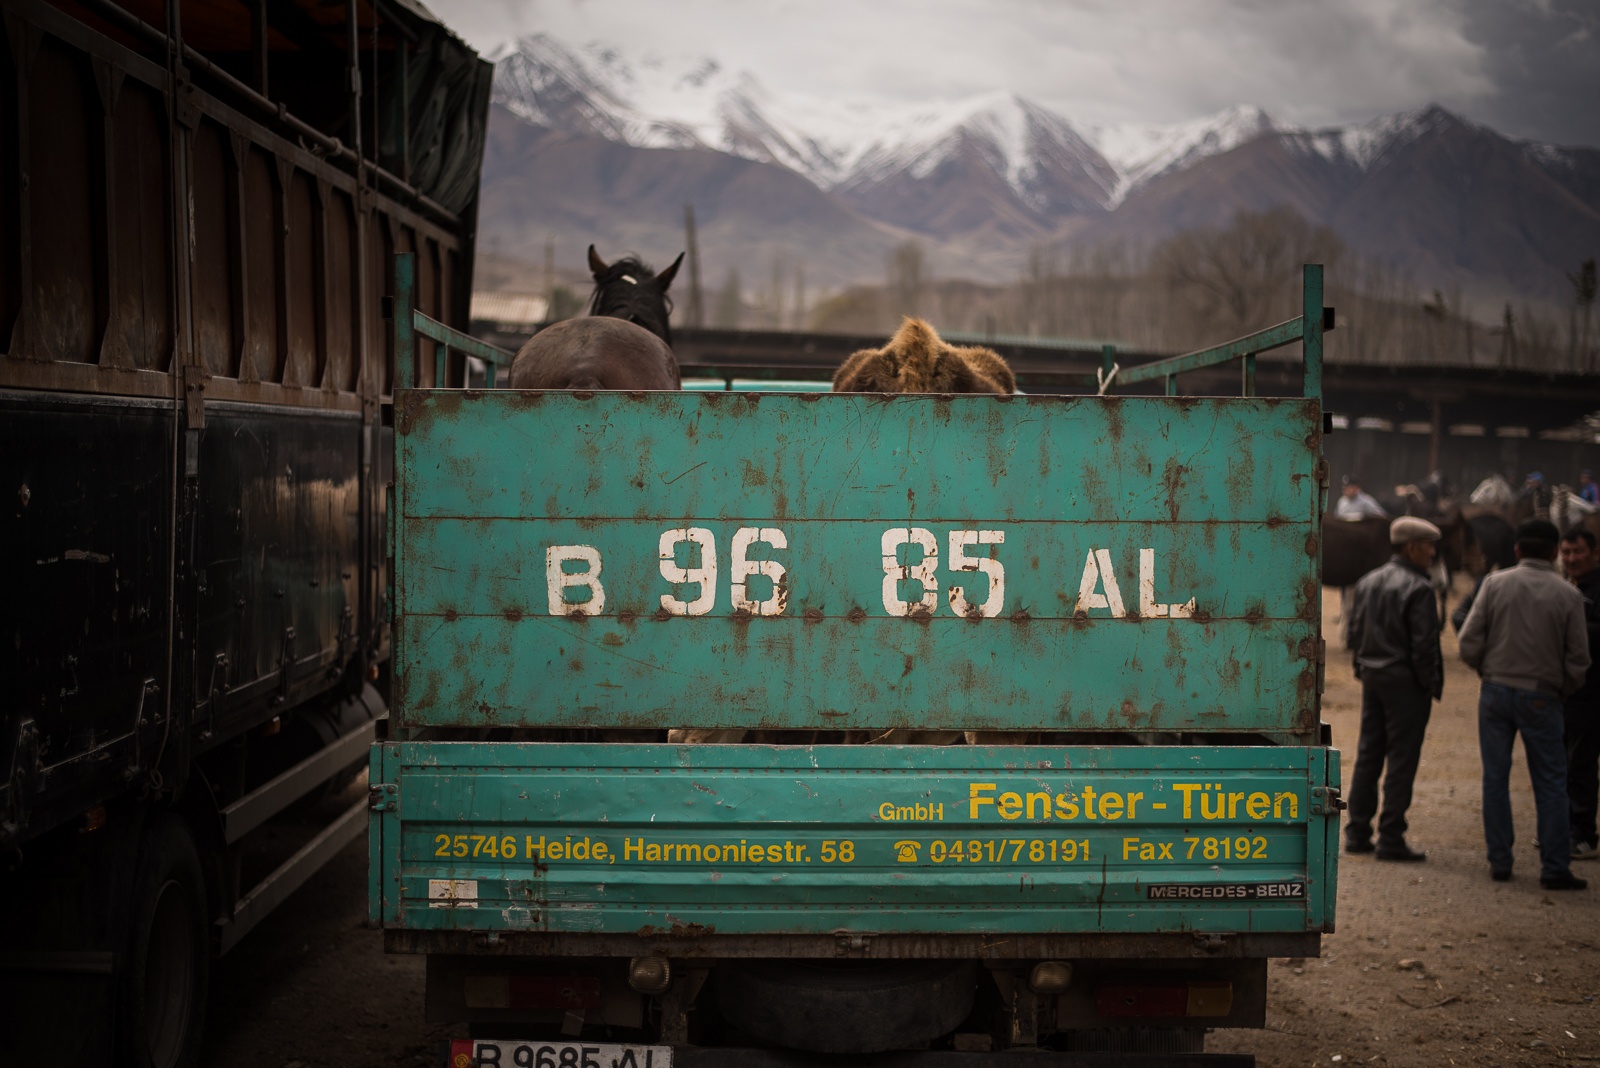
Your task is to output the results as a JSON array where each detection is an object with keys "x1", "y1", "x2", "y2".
[
  {"x1": 392, "y1": 252, "x2": 514, "y2": 390},
  {"x1": 1101, "y1": 263, "x2": 1327, "y2": 400}
]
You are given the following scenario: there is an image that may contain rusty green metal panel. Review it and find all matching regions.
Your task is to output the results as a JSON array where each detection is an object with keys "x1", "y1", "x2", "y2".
[
  {"x1": 392, "y1": 392, "x2": 1322, "y2": 733},
  {"x1": 369, "y1": 742, "x2": 1339, "y2": 935}
]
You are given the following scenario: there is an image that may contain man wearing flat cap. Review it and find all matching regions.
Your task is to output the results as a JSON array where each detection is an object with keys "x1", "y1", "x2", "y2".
[
  {"x1": 1343, "y1": 516, "x2": 1444, "y2": 861},
  {"x1": 1459, "y1": 519, "x2": 1591, "y2": 890}
]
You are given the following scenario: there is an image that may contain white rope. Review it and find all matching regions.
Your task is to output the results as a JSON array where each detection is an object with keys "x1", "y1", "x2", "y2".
[{"x1": 1096, "y1": 362, "x2": 1120, "y2": 396}]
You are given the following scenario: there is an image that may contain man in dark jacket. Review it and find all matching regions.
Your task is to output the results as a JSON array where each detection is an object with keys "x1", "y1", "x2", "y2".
[
  {"x1": 1343, "y1": 516, "x2": 1444, "y2": 861},
  {"x1": 1559, "y1": 527, "x2": 1600, "y2": 860}
]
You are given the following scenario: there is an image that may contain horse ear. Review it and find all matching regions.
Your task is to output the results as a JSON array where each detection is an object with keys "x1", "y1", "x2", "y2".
[
  {"x1": 588, "y1": 245, "x2": 608, "y2": 277},
  {"x1": 656, "y1": 252, "x2": 684, "y2": 291}
]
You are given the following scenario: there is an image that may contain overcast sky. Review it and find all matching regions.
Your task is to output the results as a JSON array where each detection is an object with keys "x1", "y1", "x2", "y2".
[{"x1": 427, "y1": 0, "x2": 1600, "y2": 146}]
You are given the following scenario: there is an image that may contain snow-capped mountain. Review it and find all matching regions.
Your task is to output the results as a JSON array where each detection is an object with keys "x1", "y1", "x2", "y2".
[
  {"x1": 1085, "y1": 105, "x2": 1279, "y2": 203},
  {"x1": 491, "y1": 34, "x2": 1161, "y2": 212},
  {"x1": 481, "y1": 33, "x2": 1600, "y2": 304}
]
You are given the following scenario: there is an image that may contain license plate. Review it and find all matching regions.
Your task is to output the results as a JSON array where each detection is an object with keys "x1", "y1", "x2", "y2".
[{"x1": 448, "y1": 1039, "x2": 672, "y2": 1068}]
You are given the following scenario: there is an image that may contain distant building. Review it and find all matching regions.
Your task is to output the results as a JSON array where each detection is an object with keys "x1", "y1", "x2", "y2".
[{"x1": 470, "y1": 293, "x2": 550, "y2": 332}]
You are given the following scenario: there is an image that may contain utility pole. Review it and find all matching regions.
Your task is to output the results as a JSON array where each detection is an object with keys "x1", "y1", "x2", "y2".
[
  {"x1": 792, "y1": 264, "x2": 806, "y2": 332},
  {"x1": 684, "y1": 205, "x2": 705, "y2": 329}
]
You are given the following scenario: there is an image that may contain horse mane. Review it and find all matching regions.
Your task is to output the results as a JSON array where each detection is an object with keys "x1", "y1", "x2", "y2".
[{"x1": 589, "y1": 256, "x2": 674, "y2": 346}]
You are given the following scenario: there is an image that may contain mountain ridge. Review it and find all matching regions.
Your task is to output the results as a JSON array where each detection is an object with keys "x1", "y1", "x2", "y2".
[{"x1": 481, "y1": 33, "x2": 1600, "y2": 306}]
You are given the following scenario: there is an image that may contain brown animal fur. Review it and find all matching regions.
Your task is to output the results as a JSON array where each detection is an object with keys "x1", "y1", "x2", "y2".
[
  {"x1": 508, "y1": 317, "x2": 680, "y2": 390},
  {"x1": 832, "y1": 318, "x2": 1015, "y2": 395}
]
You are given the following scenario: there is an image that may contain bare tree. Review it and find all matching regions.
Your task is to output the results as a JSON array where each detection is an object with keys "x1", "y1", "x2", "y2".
[
  {"x1": 770, "y1": 255, "x2": 785, "y2": 329},
  {"x1": 715, "y1": 269, "x2": 743, "y2": 330},
  {"x1": 888, "y1": 241, "x2": 925, "y2": 321},
  {"x1": 1570, "y1": 258, "x2": 1597, "y2": 371},
  {"x1": 1155, "y1": 206, "x2": 1346, "y2": 338}
]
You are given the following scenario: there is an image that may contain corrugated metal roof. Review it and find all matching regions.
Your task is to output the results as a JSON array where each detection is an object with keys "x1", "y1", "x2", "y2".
[{"x1": 470, "y1": 293, "x2": 549, "y2": 327}]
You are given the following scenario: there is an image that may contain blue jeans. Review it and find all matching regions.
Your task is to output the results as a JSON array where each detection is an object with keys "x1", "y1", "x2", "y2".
[{"x1": 1479, "y1": 682, "x2": 1572, "y2": 878}]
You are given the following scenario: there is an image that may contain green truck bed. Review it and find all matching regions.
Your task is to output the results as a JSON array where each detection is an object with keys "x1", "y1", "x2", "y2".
[{"x1": 370, "y1": 257, "x2": 1338, "y2": 1057}]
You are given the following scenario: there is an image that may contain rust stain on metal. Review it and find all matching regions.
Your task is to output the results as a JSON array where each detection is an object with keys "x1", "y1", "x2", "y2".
[
  {"x1": 740, "y1": 460, "x2": 769, "y2": 488},
  {"x1": 396, "y1": 392, "x2": 425, "y2": 435},
  {"x1": 654, "y1": 607, "x2": 673, "y2": 622},
  {"x1": 1161, "y1": 459, "x2": 1186, "y2": 523},
  {"x1": 1103, "y1": 400, "x2": 1124, "y2": 442},
  {"x1": 803, "y1": 607, "x2": 824, "y2": 623},
  {"x1": 846, "y1": 606, "x2": 867, "y2": 623},
  {"x1": 504, "y1": 607, "x2": 524, "y2": 622},
  {"x1": 1224, "y1": 451, "x2": 1256, "y2": 510},
  {"x1": 635, "y1": 922, "x2": 717, "y2": 938},
  {"x1": 443, "y1": 608, "x2": 458, "y2": 622},
  {"x1": 1010, "y1": 608, "x2": 1031, "y2": 623},
  {"x1": 1298, "y1": 579, "x2": 1320, "y2": 621}
]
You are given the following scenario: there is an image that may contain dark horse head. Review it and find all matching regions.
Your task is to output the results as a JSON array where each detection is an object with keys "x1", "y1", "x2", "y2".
[
  {"x1": 588, "y1": 245, "x2": 683, "y2": 347},
  {"x1": 507, "y1": 245, "x2": 685, "y2": 391}
]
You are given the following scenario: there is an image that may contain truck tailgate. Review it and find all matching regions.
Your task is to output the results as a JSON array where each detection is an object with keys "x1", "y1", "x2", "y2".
[{"x1": 370, "y1": 742, "x2": 1337, "y2": 937}]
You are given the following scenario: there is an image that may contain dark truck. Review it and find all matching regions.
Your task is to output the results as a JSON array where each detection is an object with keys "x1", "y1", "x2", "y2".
[
  {"x1": 373, "y1": 261, "x2": 1342, "y2": 1065},
  {"x1": 0, "y1": 1, "x2": 489, "y2": 1063}
]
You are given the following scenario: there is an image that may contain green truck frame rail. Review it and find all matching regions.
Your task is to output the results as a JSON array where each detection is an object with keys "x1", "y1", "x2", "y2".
[{"x1": 373, "y1": 254, "x2": 1337, "y2": 957}]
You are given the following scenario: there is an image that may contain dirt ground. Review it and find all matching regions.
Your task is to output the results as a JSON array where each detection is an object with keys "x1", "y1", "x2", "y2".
[{"x1": 201, "y1": 585, "x2": 1600, "y2": 1067}]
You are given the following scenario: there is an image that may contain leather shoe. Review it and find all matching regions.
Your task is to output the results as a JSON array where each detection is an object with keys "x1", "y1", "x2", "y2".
[
  {"x1": 1539, "y1": 873, "x2": 1588, "y2": 891},
  {"x1": 1344, "y1": 839, "x2": 1375, "y2": 855},
  {"x1": 1491, "y1": 869, "x2": 1512, "y2": 882},
  {"x1": 1375, "y1": 844, "x2": 1427, "y2": 862}
]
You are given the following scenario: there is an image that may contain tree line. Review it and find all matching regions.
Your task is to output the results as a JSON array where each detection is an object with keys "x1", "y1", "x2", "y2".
[{"x1": 792, "y1": 207, "x2": 1600, "y2": 373}]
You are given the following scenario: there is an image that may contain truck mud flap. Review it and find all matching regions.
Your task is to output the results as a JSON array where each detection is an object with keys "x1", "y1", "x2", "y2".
[{"x1": 370, "y1": 743, "x2": 1338, "y2": 938}]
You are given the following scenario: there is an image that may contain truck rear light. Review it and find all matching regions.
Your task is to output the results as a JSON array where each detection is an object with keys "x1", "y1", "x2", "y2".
[
  {"x1": 1028, "y1": 961, "x2": 1073, "y2": 993},
  {"x1": 1095, "y1": 981, "x2": 1233, "y2": 1018},
  {"x1": 627, "y1": 955, "x2": 672, "y2": 994},
  {"x1": 462, "y1": 974, "x2": 601, "y2": 1009}
]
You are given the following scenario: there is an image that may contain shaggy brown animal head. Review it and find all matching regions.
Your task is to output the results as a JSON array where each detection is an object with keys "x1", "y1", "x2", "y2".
[{"x1": 831, "y1": 318, "x2": 1016, "y2": 394}]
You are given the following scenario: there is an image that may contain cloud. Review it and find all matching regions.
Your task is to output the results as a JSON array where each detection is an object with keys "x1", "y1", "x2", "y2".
[
  {"x1": 1450, "y1": 0, "x2": 1600, "y2": 145},
  {"x1": 429, "y1": 0, "x2": 1597, "y2": 145}
]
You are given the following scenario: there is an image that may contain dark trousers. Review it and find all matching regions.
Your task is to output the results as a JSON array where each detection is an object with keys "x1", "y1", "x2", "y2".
[
  {"x1": 1480, "y1": 682, "x2": 1570, "y2": 878},
  {"x1": 1568, "y1": 699, "x2": 1600, "y2": 846},
  {"x1": 1345, "y1": 680, "x2": 1432, "y2": 848}
]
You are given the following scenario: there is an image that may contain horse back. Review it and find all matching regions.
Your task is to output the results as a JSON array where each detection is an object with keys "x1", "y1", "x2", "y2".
[{"x1": 508, "y1": 317, "x2": 680, "y2": 391}]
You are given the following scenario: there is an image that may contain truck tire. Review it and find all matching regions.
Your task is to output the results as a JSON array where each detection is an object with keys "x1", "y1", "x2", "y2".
[
  {"x1": 116, "y1": 814, "x2": 209, "y2": 1068},
  {"x1": 714, "y1": 959, "x2": 976, "y2": 1053}
]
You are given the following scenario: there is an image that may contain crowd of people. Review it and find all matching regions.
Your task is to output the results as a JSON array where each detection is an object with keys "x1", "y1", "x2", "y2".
[{"x1": 1342, "y1": 514, "x2": 1600, "y2": 891}]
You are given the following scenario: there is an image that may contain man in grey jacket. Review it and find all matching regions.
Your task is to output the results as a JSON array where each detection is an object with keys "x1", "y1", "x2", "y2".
[
  {"x1": 1459, "y1": 519, "x2": 1592, "y2": 890},
  {"x1": 1344, "y1": 516, "x2": 1444, "y2": 861}
]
